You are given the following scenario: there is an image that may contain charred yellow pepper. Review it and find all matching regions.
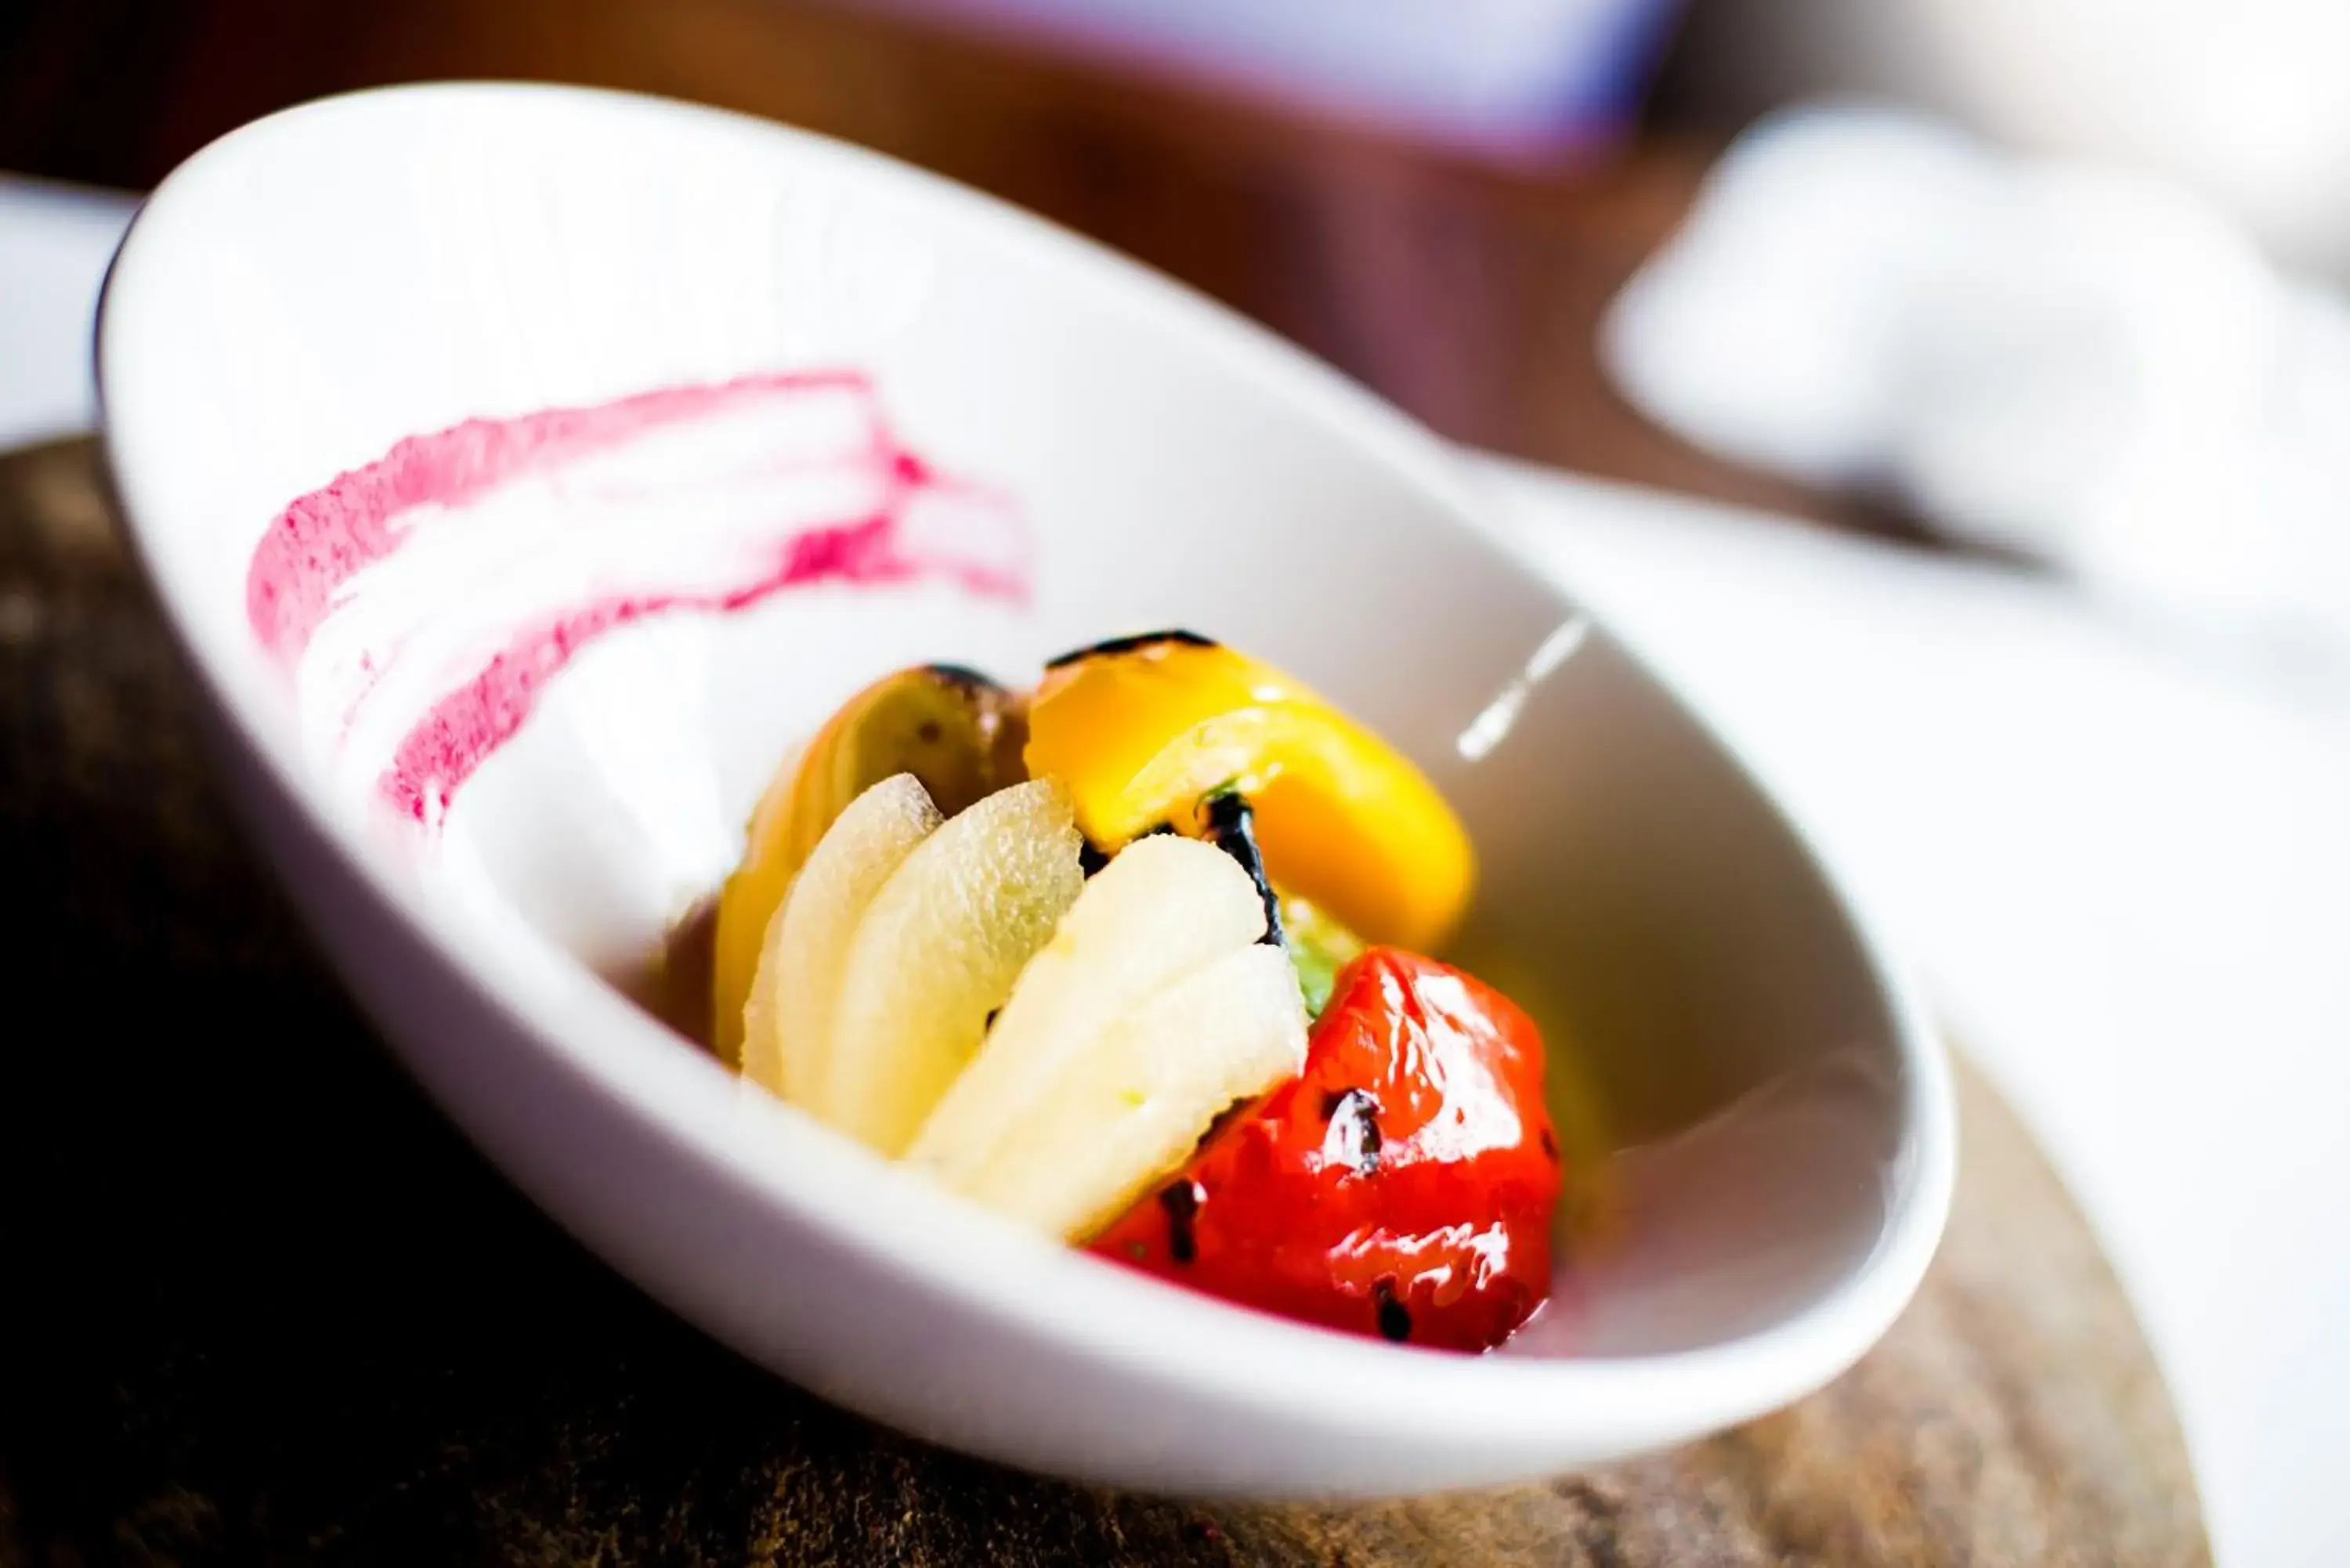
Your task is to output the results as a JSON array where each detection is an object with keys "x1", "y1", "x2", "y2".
[
  {"x1": 711, "y1": 665, "x2": 1026, "y2": 1064},
  {"x1": 1024, "y1": 633, "x2": 1474, "y2": 952}
]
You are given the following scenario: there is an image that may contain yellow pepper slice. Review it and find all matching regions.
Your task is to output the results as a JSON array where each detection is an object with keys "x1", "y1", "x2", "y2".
[
  {"x1": 711, "y1": 665, "x2": 1026, "y2": 1064},
  {"x1": 1024, "y1": 634, "x2": 1474, "y2": 952}
]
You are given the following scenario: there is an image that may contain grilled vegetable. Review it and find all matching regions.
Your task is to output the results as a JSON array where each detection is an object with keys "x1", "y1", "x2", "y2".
[
  {"x1": 1024, "y1": 634, "x2": 1473, "y2": 952},
  {"x1": 908, "y1": 834, "x2": 1281, "y2": 1198},
  {"x1": 1204, "y1": 789, "x2": 1366, "y2": 1017},
  {"x1": 742, "y1": 772, "x2": 942, "y2": 1105},
  {"x1": 931, "y1": 941, "x2": 1307, "y2": 1241},
  {"x1": 1091, "y1": 947, "x2": 1559, "y2": 1352},
  {"x1": 815, "y1": 778, "x2": 1084, "y2": 1154},
  {"x1": 1277, "y1": 892, "x2": 1365, "y2": 1017},
  {"x1": 713, "y1": 664, "x2": 1025, "y2": 1064},
  {"x1": 1202, "y1": 789, "x2": 1282, "y2": 947},
  {"x1": 695, "y1": 627, "x2": 1570, "y2": 1357}
]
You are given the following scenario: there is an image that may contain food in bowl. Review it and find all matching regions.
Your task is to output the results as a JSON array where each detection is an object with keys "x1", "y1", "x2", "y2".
[{"x1": 700, "y1": 631, "x2": 1563, "y2": 1352}]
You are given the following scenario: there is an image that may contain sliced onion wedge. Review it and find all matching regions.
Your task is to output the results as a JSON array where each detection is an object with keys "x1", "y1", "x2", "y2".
[
  {"x1": 946, "y1": 942, "x2": 1306, "y2": 1241},
  {"x1": 742, "y1": 772, "x2": 942, "y2": 1106},
  {"x1": 815, "y1": 778, "x2": 1084, "y2": 1154},
  {"x1": 907, "y1": 833, "x2": 1271, "y2": 1190}
]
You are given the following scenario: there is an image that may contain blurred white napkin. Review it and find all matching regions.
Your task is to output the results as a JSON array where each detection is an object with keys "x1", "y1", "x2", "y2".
[
  {"x1": 0, "y1": 177, "x2": 136, "y2": 450},
  {"x1": 1603, "y1": 106, "x2": 2350, "y2": 700}
]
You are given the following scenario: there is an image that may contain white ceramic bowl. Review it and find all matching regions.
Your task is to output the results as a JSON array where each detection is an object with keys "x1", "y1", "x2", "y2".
[{"x1": 97, "y1": 82, "x2": 1952, "y2": 1496}]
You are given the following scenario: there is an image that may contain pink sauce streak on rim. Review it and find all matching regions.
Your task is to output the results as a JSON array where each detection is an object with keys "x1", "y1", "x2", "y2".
[{"x1": 244, "y1": 371, "x2": 1029, "y2": 825}]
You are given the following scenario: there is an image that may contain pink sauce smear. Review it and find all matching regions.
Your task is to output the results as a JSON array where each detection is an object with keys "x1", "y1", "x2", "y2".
[{"x1": 245, "y1": 371, "x2": 1027, "y2": 823}]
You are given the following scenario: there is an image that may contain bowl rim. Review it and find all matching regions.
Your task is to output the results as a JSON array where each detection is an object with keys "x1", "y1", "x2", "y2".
[{"x1": 93, "y1": 78, "x2": 1956, "y2": 1476}]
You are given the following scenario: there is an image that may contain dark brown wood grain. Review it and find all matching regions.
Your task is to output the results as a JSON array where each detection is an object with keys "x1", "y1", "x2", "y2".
[{"x1": 0, "y1": 437, "x2": 2207, "y2": 1565}]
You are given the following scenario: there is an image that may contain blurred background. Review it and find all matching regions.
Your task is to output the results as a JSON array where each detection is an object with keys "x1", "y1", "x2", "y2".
[
  {"x1": 5, "y1": 4, "x2": 2349, "y2": 1563},
  {"x1": 0, "y1": 0, "x2": 1765, "y2": 512},
  {"x1": 10, "y1": 0, "x2": 2350, "y2": 662}
]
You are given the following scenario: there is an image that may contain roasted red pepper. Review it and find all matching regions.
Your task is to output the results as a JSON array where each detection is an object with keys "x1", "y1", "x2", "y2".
[{"x1": 1091, "y1": 947, "x2": 1560, "y2": 1352}]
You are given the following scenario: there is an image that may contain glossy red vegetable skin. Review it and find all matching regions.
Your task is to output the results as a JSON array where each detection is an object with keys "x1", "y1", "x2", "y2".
[{"x1": 1090, "y1": 947, "x2": 1561, "y2": 1352}]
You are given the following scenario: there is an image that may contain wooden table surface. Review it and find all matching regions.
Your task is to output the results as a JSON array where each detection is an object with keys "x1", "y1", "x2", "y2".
[{"x1": 0, "y1": 435, "x2": 2209, "y2": 1565}]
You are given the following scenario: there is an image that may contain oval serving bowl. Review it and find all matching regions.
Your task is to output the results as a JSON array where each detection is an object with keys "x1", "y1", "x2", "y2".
[{"x1": 97, "y1": 82, "x2": 1952, "y2": 1496}]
